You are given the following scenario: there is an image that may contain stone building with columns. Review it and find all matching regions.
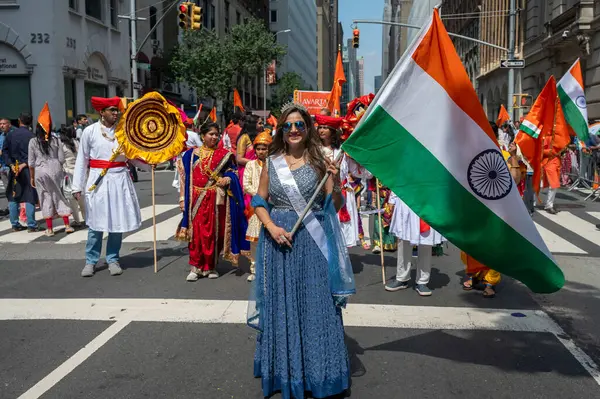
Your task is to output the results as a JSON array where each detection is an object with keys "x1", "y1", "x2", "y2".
[
  {"x1": 523, "y1": 1, "x2": 598, "y2": 119},
  {"x1": 0, "y1": 0, "x2": 130, "y2": 126}
]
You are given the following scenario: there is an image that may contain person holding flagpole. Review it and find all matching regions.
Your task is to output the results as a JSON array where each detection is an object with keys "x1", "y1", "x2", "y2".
[
  {"x1": 72, "y1": 97, "x2": 145, "y2": 277},
  {"x1": 248, "y1": 103, "x2": 355, "y2": 399}
]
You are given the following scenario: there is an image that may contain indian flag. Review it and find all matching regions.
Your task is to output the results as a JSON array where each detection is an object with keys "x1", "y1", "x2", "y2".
[
  {"x1": 558, "y1": 59, "x2": 589, "y2": 142},
  {"x1": 341, "y1": 9, "x2": 564, "y2": 293}
]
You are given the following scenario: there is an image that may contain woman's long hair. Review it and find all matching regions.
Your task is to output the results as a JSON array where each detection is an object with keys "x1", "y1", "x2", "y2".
[
  {"x1": 60, "y1": 125, "x2": 77, "y2": 154},
  {"x1": 35, "y1": 124, "x2": 51, "y2": 155},
  {"x1": 242, "y1": 114, "x2": 259, "y2": 142},
  {"x1": 270, "y1": 106, "x2": 327, "y2": 180},
  {"x1": 320, "y1": 126, "x2": 342, "y2": 149}
]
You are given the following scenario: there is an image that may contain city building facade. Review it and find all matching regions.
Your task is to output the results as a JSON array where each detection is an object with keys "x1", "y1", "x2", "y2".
[
  {"x1": 317, "y1": 0, "x2": 335, "y2": 90},
  {"x1": 382, "y1": 0, "x2": 412, "y2": 80},
  {"x1": 347, "y1": 38, "x2": 359, "y2": 98},
  {"x1": 523, "y1": 0, "x2": 598, "y2": 119},
  {"x1": 270, "y1": 0, "x2": 317, "y2": 89},
  {"x1": 374, "y1": 75, "x2": 383, "y2": 93},
  {"x1": 0, "y1": 0, "x2": 130, "y2": 125},
  {"x1": 358, "y1": 56, "x2": 365, "y2": 96}
]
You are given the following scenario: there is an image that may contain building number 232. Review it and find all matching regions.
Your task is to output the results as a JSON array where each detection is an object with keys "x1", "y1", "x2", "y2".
[{"x1": 30, "y1": 33, "x2": 50, "y2": 44}]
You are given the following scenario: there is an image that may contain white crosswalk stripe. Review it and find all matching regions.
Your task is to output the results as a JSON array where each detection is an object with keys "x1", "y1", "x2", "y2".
[
  {"x1": 123, "y1": 214, "x2": 181, "y2": 243},
  {"x1": 1, "y1": 204, "x2": 600, "y2": 255}
]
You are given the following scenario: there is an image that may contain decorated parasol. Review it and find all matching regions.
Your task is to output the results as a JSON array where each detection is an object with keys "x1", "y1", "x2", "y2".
[{"x1": 115, "y1": 91, "x2": 188, "y2": 273}]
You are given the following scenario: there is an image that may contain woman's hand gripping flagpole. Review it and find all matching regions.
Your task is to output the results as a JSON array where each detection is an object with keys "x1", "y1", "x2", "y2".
[{"x1": 288, "y1": 151, "x2": 345, "y2": 240}]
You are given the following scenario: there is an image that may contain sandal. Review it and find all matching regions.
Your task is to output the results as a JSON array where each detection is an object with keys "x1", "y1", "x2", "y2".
[
  {"x1": 483, "y1": 284, "x2": 496, "y2": 298},
  {"x1": 462, "y1": 277, "x2": 474, "y2": 291},
  {"x1": 361, "y1": 239, "x2": 370, "y2": 250}
]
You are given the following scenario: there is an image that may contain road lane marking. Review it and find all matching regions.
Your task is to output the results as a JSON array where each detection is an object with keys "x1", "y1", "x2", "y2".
[
  {"x1": 2, "y1": 298, "x2": 599, "y2": 388},
  {"x1": 533, "y1": 222, "x2": 586, "y2": 254},
  {"x1": 123, "y1": 214, "x2": 181, "y2": 243},
  {"x1": 0, "y1": 298, "x2": 563, "y2": 332},
  {"x1": 17, "y1": 319, "x2": 131, "y2": 399}
]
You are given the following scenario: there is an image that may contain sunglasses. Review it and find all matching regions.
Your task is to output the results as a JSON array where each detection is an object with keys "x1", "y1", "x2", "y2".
[
  {"x1": 281, "y1": 121, "x2": 306, "y2": 134},
  {"x1": 105, "y1": 107, "x2": 119, "y2": 113}
]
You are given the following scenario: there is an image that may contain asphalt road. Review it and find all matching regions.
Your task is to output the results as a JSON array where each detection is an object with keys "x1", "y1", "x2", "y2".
[{"x1": 1, "y1": 170, "x2": 600, "y2": 398}]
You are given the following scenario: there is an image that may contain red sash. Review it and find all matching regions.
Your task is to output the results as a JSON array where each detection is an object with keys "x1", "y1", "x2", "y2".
[{"x1": 89, "y1": 160, "x2": 127, "y2": 169}]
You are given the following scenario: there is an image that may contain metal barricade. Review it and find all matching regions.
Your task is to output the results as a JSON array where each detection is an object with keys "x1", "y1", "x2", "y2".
[{"x1": 567, "y1": 149, "x2": 599, "y2": 201}]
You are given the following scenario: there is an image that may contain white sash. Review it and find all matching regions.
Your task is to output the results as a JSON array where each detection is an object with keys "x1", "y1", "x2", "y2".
[{"x1": 271, "y1": 155, "x2": 329, "y2": 262}]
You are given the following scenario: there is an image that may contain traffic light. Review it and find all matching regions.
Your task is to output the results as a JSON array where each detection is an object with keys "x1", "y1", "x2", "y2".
[
  {"x1": 352, "y1": 29, "x2": 360, "y2": 48},
  {"x1": 178, "y1": 2, "x2": 190, "y2": 30},
  {"x1": 190, "y1": 5, "x2": 202, "y2": 30},
  {"x1": 513, "y1": 94, "x2": 532, "y2": 109}
]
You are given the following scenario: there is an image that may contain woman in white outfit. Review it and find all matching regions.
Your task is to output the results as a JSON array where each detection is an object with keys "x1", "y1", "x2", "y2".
[
  {"x1": 386, "y1": 192, "x2": 446, "y2": 296},
  {"x1": 60, "y1": 126, "x2": 85, "y2": 226},
  {"x1": 316, "y1": 114, "x2": 360, "y2": 247}
]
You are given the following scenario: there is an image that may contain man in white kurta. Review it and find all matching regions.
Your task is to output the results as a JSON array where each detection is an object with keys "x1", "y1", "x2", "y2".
[{"x1": 72, "y1": 97, "x2": 142, "y2": 277}]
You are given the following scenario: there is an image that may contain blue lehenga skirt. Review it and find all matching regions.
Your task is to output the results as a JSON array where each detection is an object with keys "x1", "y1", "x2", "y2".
[{"x1": 252, "y1": 207, "x2": 350, "y2": 399}]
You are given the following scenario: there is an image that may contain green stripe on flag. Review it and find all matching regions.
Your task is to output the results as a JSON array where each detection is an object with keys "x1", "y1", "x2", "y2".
[
  {"x1": 519, "y1": 123, "x2": 540, "y2": 139},
  {"x1": 558, "y1": 85, "x2": 589, "y2": 142},
  {"x1": 342, "y1": 105, "x2": 564, "y2": 293}
]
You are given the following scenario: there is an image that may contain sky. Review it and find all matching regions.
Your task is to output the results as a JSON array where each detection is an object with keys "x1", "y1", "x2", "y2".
[{"x1": 338, "y1": 0, "x2": 385, "y2": 94}]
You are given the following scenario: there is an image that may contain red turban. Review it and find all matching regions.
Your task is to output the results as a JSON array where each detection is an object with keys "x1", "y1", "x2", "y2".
[
  {"x1": 91, "y1": 96, "x2": 123, "y2": 112},
  {"x1": 315, "y1": 114, "x2": 343, "y2": 130}
]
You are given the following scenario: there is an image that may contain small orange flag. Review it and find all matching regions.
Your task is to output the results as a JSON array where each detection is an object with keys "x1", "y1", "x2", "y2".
[
  {"x1": 327, "y1": 49, "x2": 346, "y2": 117},
  {"x1": 209, "y1": 107, "x2": 217, "y2": 122},
  {"x1": 515, "y1": 76, "x2": 570, "y2": 194},
  {"x1": 37, "y1": 102, "x2": 52, "y2": 135},
  {"x1": 496, "y1": 104, "x2": 510, "y2": 128},
  {"x1": 267, "y1": 114, "x2": 277, "y2": 128},
  {"x1": 233, "y1": 89, "x2": 245, "y2": 114}
]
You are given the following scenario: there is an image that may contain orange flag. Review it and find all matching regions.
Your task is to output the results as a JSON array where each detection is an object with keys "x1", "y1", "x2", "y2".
[
  {"x1": 515, "y1": 76, "x2": 570, "y2": 194},
  {"x1": 37, "y1": 102, "x2": 52, "y2": 140},
  {"x1": 327, "y1": 49, "x2": 346, "y2": 117},
  {"x1": 233, "y1": 89, "x2": 245, "y2": 114},
  {"x1": 209, "y1": 107, "x2": 217, "y2": 122},
  {"x1": 496, "y1": 104, "x2": 510, "y2": 128},
  {"x1": 267, "y1": 114, "x2": 277, "y2": 128}
]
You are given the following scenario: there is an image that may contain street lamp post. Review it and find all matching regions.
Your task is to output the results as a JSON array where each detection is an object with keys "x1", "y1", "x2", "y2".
[{"x1": 264, "y1": 29, "x2": 291, "y2": 112}]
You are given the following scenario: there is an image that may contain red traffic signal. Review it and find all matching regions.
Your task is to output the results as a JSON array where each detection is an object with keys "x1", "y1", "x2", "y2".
[
  {"x1": 179, "y1": 2, "x2": 190, "y2": 30},
  {"x1": 352, "y1": 29, "x2": 360, "y2": 48}
]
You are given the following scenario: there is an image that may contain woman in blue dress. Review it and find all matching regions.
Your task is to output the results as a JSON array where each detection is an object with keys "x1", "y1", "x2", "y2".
[{"x1": 248, "y1": 103, "x2": 356, "y2": 399}]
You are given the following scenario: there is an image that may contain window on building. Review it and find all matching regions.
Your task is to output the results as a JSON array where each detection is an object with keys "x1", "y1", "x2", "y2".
[
  {"x1": 236, "y1": 11, "x2": 241, "y2": 25},
  {"x1": 110, "y1": 0, "x2": 118, "y2": 27},
  {"x1": 150, "y1": 6, "x2": 157, "y2": 40},
  {"x1": 69, "y1": 0, "x2": 78, "y2": 11},
  {"x1": 211, "y1": 4, "x2": 215, "y2": 29},
  {"x1": 224, "y1": 1, "x2": 230, "y2": 28},
  {"x1": 270, "y1": 10, "x2": 277, "y2": 23},
  {"x1": 85, "y1": 0, "x2": 102, "y2": 20}
]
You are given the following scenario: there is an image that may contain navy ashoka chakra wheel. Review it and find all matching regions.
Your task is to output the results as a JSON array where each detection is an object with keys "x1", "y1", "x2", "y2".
[{"x1": 467, "y1": 149, "x2": 512, "y2": 200}]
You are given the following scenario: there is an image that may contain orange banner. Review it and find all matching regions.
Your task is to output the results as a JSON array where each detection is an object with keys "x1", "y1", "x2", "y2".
[{"x1": 293, "y1": 90, "x2": 330, "y2": 115}]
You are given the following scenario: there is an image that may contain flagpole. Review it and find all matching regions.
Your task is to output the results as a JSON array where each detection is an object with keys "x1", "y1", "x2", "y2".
[
  {"x1": 290, "y1": 151, "x2": 344, "y2": 237},
  {"x1": 375, "y1": 179, "x2": 386, "y2": 285}
]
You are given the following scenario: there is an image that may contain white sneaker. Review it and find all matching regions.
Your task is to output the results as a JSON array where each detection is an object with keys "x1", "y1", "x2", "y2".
[
  {"x1": 81, "y1": 264, "x2": 95, "y2": 277},
  {"x1": 108, "y1": 262, "x2": 123, "y2": 276},
  {"x1": 208, "y1": 271, "x2": 219, "y2": 279},
  {"x1": 186, "y1": 271, "x2": 199, "y2": 281},
  {"x1": 247, "y1": 274, "x2": 256, "y2": 282},
  {"x1": 372, "y1": 245, "x2": 381, "y2": 254},
  {"x1": 45, "y1": 229, "x2": 55, "y2": 237}
]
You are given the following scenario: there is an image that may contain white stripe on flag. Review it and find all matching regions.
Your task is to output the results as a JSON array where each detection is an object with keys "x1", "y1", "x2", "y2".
[{"x1": 377, "y1": 59, "x2": 550, "y2": 260}]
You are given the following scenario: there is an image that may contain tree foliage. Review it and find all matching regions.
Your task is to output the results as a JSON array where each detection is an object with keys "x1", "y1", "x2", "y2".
[
  {"x1": 270, "y1": 72, "x2": 306, "y2": 117},
  {"x1": 170, "y1": 19, "x2": 286, "y2": 102}
]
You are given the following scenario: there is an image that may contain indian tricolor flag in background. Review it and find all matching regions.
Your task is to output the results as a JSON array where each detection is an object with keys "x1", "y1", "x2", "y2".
[
  {"x1": 342, "y1": 8, "x2": 564, "y2": 293},
  {"x1": 515, "y1": 77, "x2": 570, "y2": 195},
  {"x1": 558, "y1": 58, "x2": 589, "y2": 142}
]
